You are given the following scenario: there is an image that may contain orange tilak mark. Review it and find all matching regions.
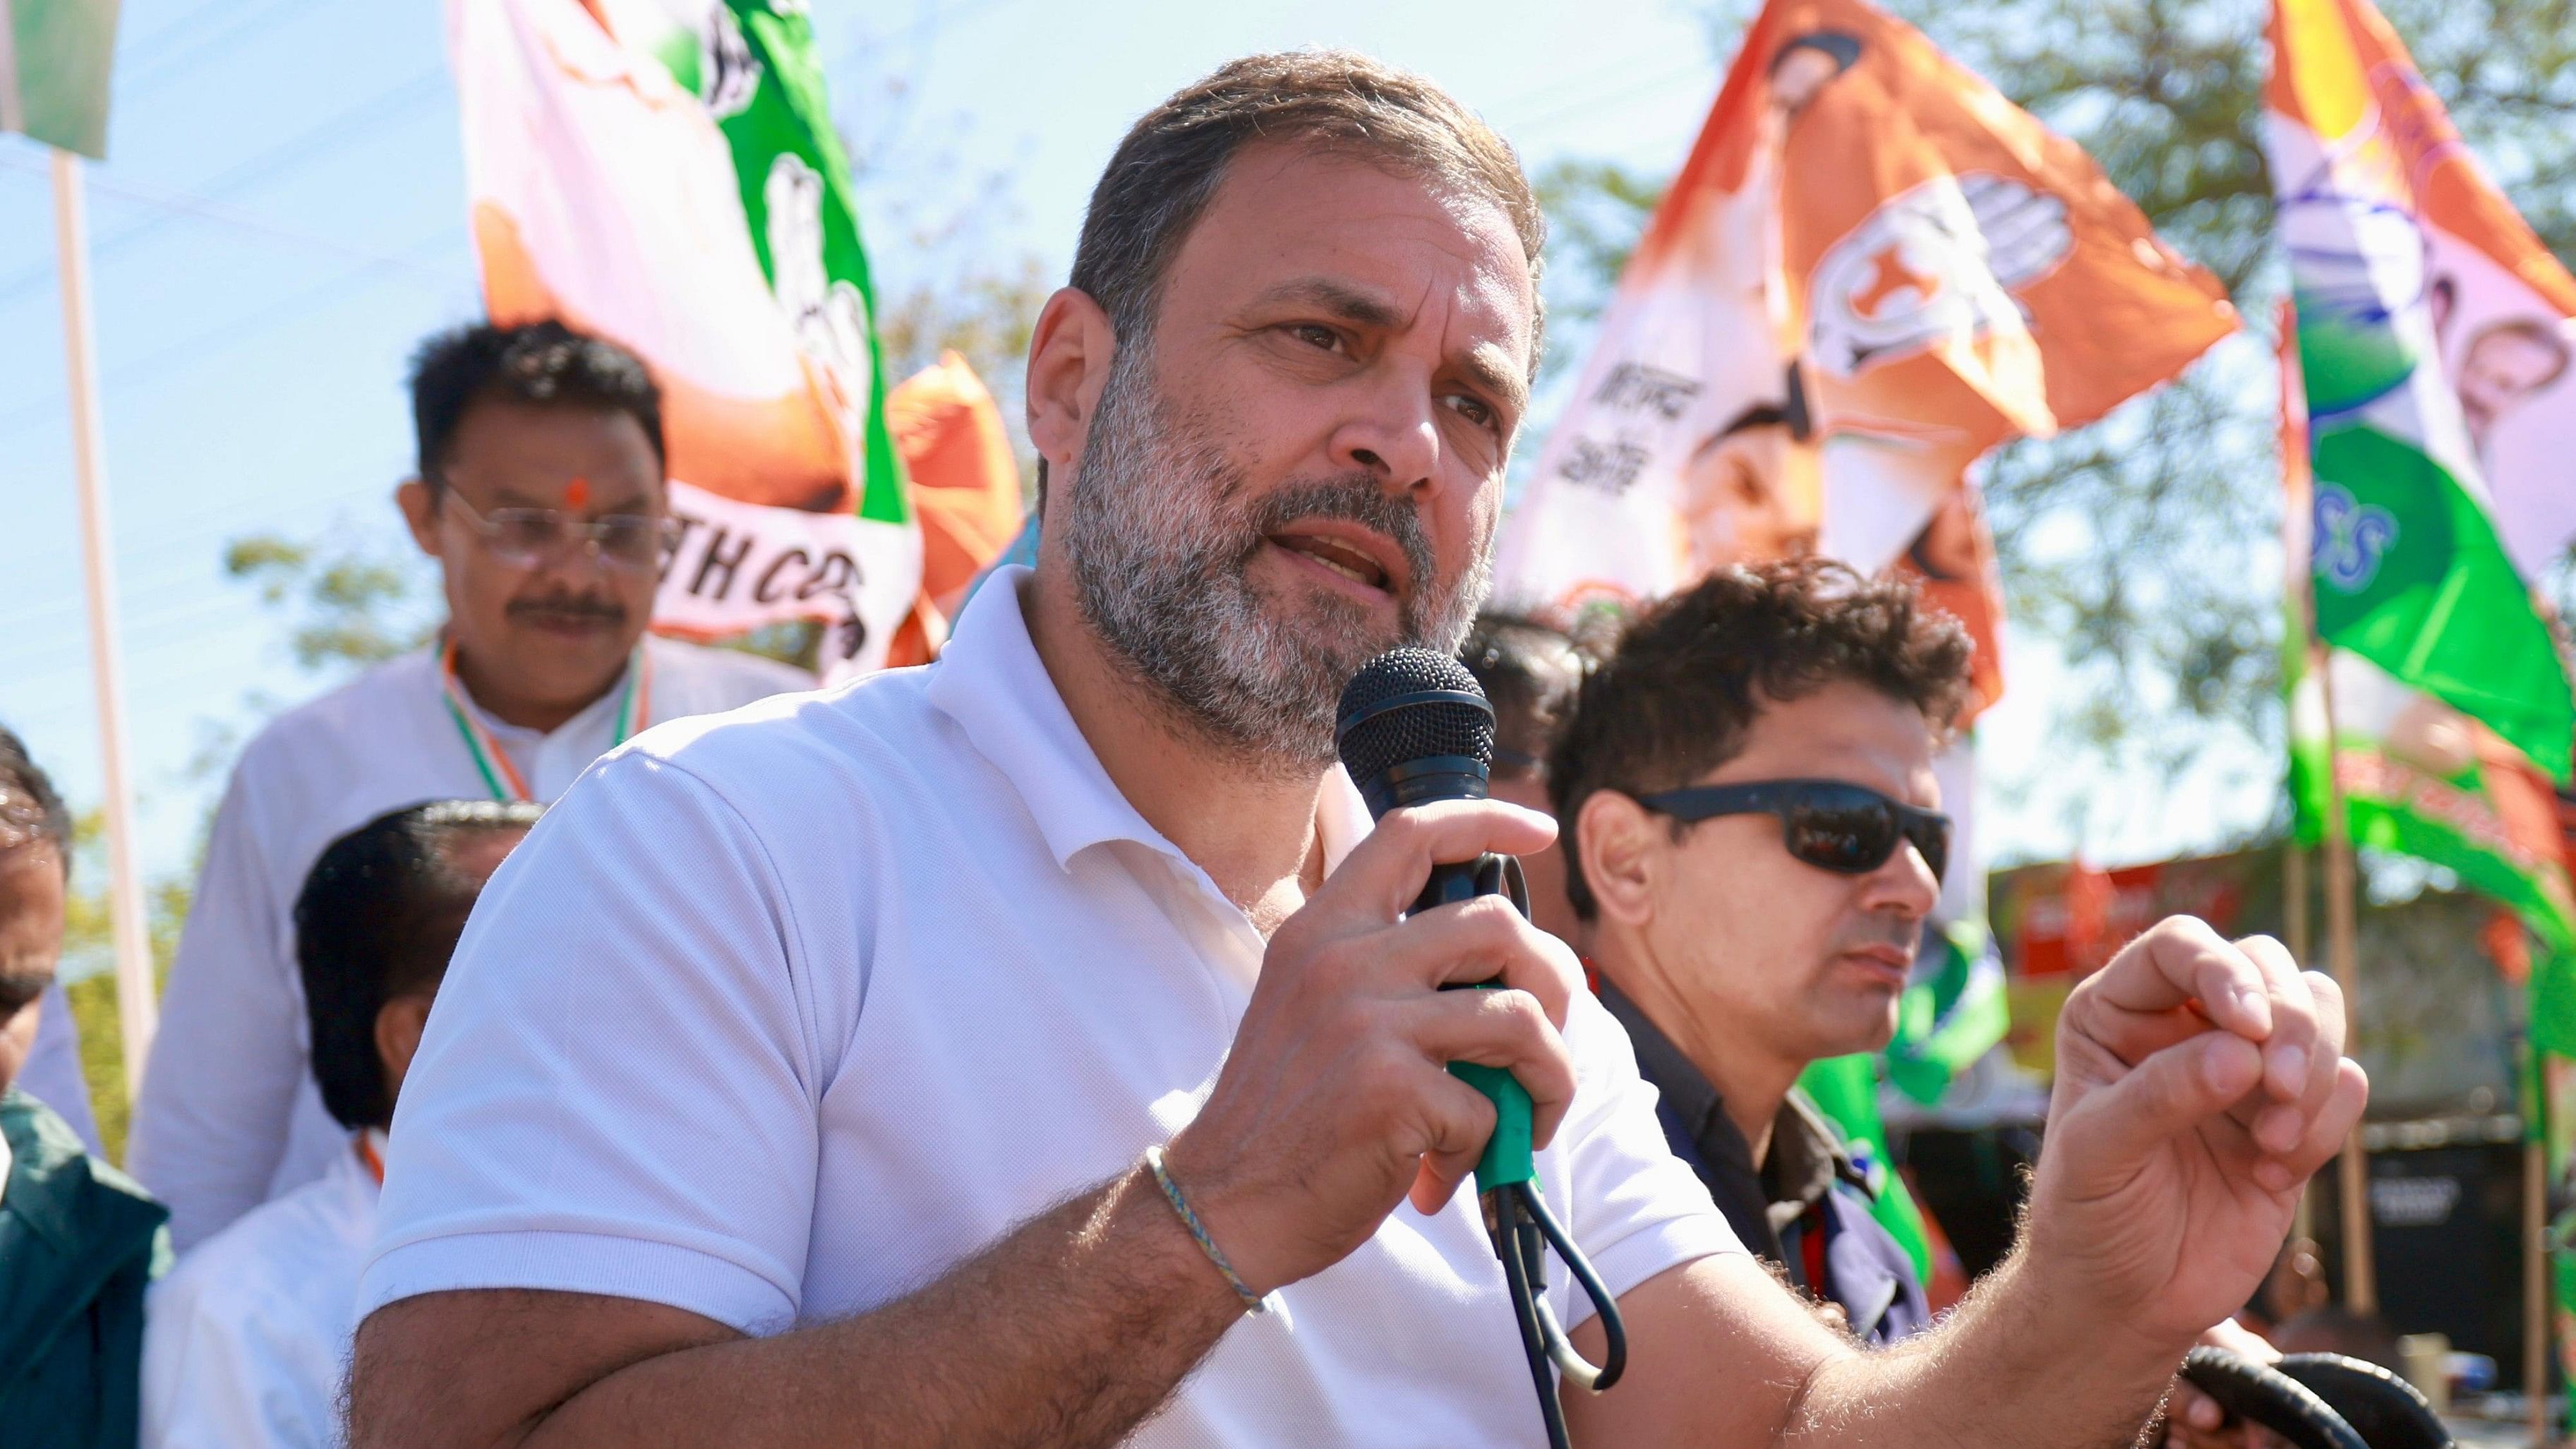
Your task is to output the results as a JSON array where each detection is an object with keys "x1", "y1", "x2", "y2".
[{"x1": 563, "y1": 475, "x2": 591, "y2": 510}]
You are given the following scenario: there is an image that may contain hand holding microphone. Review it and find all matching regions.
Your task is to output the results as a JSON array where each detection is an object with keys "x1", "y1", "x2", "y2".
[
  {"x1": 1161, "y1": 649, "x2": 1621, "y2": 1449},
  {"x1": 1157, "y1": 671, "x2": 1582, "y2": 1301}
]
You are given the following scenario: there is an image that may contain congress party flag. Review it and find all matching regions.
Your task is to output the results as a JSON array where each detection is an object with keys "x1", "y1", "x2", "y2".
[
  {"x1": 450, "y1": 0, "x2": 920, "y2": 678},
  {"x1": 2282, "y1": 303, "x2": 2576, "y2": 1011},
  {"x1": 2, "y1": 0, "x2": 120, "y2": 158},
  {"x1": 1494, "y1": 0, "x2": 2236, "y2": 626},
  {"x1": 2267, "y1": 0, "x2": 2576, "y2": 783}
]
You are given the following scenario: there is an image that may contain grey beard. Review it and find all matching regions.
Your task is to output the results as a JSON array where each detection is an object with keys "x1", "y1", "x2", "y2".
[{"x1": 1061, "y1": 349, "x2": 1491, "y2": 774}]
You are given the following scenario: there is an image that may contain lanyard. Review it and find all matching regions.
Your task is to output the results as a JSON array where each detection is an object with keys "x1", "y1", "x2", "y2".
[
  {"x1": 355, "y1": 1131, "x2": 387, "y2": 1186},
  {"x1": 439, "y1": 638, "x2": 651, "y2": 803}
]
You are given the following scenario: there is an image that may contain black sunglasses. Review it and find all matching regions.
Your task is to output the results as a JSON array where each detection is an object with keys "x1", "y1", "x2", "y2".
[{"x1": 1635, "y1": 778, "x2": 1950, "y2": 885}]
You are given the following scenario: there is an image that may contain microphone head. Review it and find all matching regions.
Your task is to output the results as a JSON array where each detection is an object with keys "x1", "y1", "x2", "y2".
[{"x1": 1336, "y1": 648, "x2": 1495, "y2": 819}]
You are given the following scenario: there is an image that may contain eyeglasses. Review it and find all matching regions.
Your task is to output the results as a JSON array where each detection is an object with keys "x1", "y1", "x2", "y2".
[
  {"x1": 1635, "y1": 778, "x2": 1950, "y2": 885},
  {"x1": 435, "y1": 487, "x2": 676, "y2": 574}
]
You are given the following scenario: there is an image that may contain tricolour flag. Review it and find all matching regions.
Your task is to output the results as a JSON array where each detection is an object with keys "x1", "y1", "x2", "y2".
[
  {"x1": 2, "y1": 0, "x2": 121, "y2": 159},
  {"x1": 2282, "y1": 299, "x2": 2576, "y2": 1041},
  {"x1": 2266, "y1": 0, "x2": 2576, "y2": 783},
  {"x1": 450, "y1": 0, "x2": 920, "y2": 678},
  {"x1": 1494, "y1": 0, "x2": 2235, "y2": 623}
]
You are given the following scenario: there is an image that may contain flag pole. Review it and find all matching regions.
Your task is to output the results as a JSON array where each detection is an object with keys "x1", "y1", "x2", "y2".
[
  {"x1": 2286, "y1": 842, "x2": 2316, "y2": 1245},
  {"x1": 2524, "y1": 1069, "x2": 2548, "y2": 1447},
  {"x1": 2314, "y1": 644, "x2": 2377, "y2": 1311},
  {"x1": 52, "y1": 147, "x2": 158, "y2": 1100},
  {"x1": 2281, "y1": 293, "x2": 2373, "y2": 1312}
]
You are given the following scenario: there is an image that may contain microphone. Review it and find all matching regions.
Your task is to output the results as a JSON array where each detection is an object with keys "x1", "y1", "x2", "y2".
[
  {"x1": 1333, "y1": 648, "x2": 1509, "y2": 916},
  {"x1": 1334, "y1": 649, "x2": 1625, "y2": 1449}
]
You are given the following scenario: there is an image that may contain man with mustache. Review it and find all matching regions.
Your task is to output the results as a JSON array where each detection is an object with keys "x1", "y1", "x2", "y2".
[
  {"x1": 131, "y1": 321, "x2": 808, "y2": 1252},
  {"x1": 1551, "y1": 559, "x2": 1958, "y2": 1345},
  {"x1": 349, "y1": 52, "x2": 2364, "y2": 1449}
]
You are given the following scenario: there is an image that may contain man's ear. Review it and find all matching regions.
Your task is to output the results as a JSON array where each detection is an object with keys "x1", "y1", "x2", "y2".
[
  {"x1": 1024, "y1": 286, "x2": 1118, "y2": 495},
  {"x1": 1576, "y1": 789, "x2": 1661, "y2": 930},
  {"x1": 396, "y1": 478, "x2": 443, "y2": 560},
  {"x1": 373, "y1": 992, "x2": 437, "y2": 1105}
]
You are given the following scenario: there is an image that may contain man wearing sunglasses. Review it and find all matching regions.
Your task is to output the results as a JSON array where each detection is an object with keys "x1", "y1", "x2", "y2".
[
  {"x1": 1551, "y1": 558, "x2": 1966, "y2": 1344},
  {"x1": 130, "y1": 321, "x2": 809, "y2": 1253}
]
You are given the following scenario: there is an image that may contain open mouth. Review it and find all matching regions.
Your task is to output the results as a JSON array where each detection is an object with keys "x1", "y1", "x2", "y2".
[{"x1": 1267, "y1": 529, "x2": 1398, "y2": 596}]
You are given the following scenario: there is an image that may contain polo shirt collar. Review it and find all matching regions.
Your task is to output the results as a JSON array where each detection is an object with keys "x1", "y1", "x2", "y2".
[{"x1": 926, "y1": 566, "x2": 1371, "y2": 875}]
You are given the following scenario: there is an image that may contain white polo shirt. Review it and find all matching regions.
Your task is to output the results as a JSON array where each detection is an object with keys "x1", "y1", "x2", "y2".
[{"x1": 361, "y1": 567, "x2": 1738, "y2": 1448}]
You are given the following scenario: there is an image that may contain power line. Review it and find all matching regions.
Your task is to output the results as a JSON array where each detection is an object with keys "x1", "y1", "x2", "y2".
[
  {"x1": 0, "y1": 222, "x2": 466, "y2": 438},
  {"x1": 116, "y1": 0, "x2": 338, "y2": 95},
  {"x1": 0, "y1": 152, "x2": 449, "y2": 278},
  {"x1": 1506, "y1": 57, "x2": 1716, "y2": 142},
  {"x1": 114, "y1": 0, "x2": 279, "y2": 71},
  {"x1": 0, "y1": 66, "x2": 448, "y2": 311}
]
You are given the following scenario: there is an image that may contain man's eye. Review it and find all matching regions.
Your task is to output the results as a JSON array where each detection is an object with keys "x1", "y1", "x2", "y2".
[
  {"x1": 1445, "y1": 393, "x2": 1499, "y2": 431},
  {"x1": 1289, "y1": 323, "x2": 1343, "y2": 352}
]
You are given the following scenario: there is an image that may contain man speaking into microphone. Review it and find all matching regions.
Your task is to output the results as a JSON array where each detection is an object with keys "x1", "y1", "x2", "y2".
[{"x1": 349, "y1": 51, "x2": 2366, "y2": 1449}]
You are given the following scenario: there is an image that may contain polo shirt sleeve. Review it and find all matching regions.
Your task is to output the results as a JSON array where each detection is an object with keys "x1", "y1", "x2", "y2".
[
  {"x1": 359, "y1": 748, "x2": 824, "y2": 1336},
  {"x1": 1551, "y1": 990, "x2": 1745, "y2": 1328}
]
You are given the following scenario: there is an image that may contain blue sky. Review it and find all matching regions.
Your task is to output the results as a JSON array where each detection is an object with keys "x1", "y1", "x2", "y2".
[{"x1": 0, "y1": 0, "x2": 2272, "y2": 901}]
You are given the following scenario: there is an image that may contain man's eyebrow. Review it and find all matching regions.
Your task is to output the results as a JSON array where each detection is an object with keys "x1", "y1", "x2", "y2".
[
  {"x1": 1251, "y1": 276, "x2": 1407, "y2": 330},
  {"x1": 1252, "y1": 276, "x2": 1532, "y2": 417},
  {"x1": 1456, "y1": 344, "x2": 1531, "y2": 421}
]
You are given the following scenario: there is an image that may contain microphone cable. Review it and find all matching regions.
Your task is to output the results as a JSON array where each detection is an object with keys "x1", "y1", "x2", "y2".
[{"x1": 1455, "y1": 859, "x2": 1626, "y2": 1449}]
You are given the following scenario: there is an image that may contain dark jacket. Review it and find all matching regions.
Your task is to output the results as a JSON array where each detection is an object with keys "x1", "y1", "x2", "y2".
[
  {"x1": 1602, "y1": 988, "x2": 1930, "y2": 1345},
  {"x1": 0, "y1": 1086, "x2": 170, "y2": 1449}
]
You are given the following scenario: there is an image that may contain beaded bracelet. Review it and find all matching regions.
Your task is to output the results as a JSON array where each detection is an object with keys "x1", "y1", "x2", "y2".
[{"x1": 1143, "y1": 1145, "x2": 1268, "y2": 1316}]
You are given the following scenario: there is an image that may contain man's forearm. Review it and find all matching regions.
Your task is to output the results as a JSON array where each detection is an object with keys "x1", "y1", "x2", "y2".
[
  {"x1": 1790, "y1": 1251, "x2": 2180, "y2": 1448},
  {"x1": 525, "y1": 1165, "x2": 1245, "y2": 1449}
]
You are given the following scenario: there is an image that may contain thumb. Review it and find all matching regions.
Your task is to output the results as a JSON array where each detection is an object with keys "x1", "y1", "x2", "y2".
[{"x1": 2057, "y1": 1031, "x2": 2263, "y2": 1194}]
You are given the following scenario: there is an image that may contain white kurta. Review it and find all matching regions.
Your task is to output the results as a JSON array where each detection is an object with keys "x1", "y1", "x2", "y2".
[
  {"x1": 130, "y1": 636, "x2": 811, "y2": 1252},
  {"x1": 141, "y1": 1136, "x2": 379, "y2": 1449}
]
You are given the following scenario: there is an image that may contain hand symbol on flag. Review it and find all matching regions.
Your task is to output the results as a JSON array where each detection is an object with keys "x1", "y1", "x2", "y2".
[{"x1": 1959, "y1": 173, "x2": 2073, "y2": 291}]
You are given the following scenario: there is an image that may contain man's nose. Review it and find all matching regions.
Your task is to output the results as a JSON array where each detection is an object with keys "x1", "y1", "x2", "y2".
[
  {"x1": 1326, "y1": 372, "x2": 1443, "y2": 494},
  {"x1": 1863, "y1": 838, "x2": 1942, "y2": 919}
]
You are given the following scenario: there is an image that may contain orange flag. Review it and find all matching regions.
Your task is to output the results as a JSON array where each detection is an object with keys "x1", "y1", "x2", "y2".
[
  {"x1": 1495, "y1": 0, "x2": 2238, "y2": 671},
  {"x1": 882, "y1": 353, "x2": 1028, "y2": 667}
]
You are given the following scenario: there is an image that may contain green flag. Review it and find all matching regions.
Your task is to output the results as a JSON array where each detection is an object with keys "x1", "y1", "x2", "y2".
[
  {"x1": 3, "y1": 0, "x2": 121, "y2": 159},
  {"x1": 2267, "y1": 0, "x2": 2576, "y2": 783},
  {"x1": 642, "y1": 1, "x2": 908, "y2": 528},
  {"x1": 2276, "y1": 264, "x2": 2576, "y2": 1047}
]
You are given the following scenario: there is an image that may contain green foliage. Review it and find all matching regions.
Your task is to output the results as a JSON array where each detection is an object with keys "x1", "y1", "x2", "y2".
[
  {"x1": 222, "y1": 534, "x2": 437, "y2": 673},
  {"x1": 1533, "y1": 157, "x2": 1668, "y2": 361},
  {"x1": 59, "y1": 811, "x2": 188, "y2": 1165},
  {"x1": 1539, "y1": 0, "x2": 2576, "y2": 853}
]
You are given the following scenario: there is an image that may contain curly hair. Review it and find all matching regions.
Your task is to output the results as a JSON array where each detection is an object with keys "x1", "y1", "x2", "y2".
[{"x1": 1547, "y1": 558, "x2": 1971, "y2": 920}]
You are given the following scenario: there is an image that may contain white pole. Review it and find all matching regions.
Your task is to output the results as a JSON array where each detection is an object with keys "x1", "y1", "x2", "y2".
[{"x1": 52, "y1": 147, "x2": 159, "y2": 1100}]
